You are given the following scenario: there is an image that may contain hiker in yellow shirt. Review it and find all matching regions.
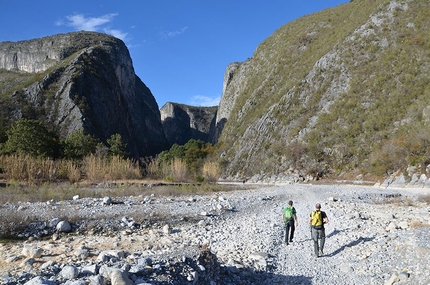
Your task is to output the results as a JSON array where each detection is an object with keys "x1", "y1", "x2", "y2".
[{"x1": 309, "y1": 203, "x2": 329, "y2": 257}]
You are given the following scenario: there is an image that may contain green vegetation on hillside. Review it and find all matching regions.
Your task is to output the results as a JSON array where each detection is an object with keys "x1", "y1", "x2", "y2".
[{"x1": 217, "y1": 0, "x2": 430, "y2": 181}]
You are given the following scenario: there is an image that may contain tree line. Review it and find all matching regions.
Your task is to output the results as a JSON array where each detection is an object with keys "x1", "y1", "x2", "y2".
[{"x1": 0, "y1": 119, "x2": 219, "y2": 184}]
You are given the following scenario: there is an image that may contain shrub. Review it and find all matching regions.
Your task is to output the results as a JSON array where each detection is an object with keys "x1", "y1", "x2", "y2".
[
  {"x1": 202, "y1": 161, "x2": 220, "y2": 183},
  {"x1": 158, "y1": 139, "x2": 218, "y2": 182},
  {"x1": 3, "y1": 119, "x2": 59, "y2": 158},
  {"x1": 62, "y1": 130, "x2": 99, "y2": 160},
  {"x1": 107, "y1": 133, "x2": 129, "y2": 158},
  {"x1": 170, "y1": 158, "x2": 188, "y2": 182},
  {"x1": 195, "y1": 175, "x2": 205, "y2": 183},
  {"x1": 0, "y1": 154, "x2": 61, "y2": 184},
  {"x1": 83, "y1": 154, "x2": 141, "y2": 182}
]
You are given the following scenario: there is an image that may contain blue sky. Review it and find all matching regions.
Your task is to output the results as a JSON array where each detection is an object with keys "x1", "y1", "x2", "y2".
[{"x1": 1, "y1": 1, "x2": 348, "y2": 108}]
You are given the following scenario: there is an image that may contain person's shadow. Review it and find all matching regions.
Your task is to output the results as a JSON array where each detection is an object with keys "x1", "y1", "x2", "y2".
[
  {"x1": 326, "y1": 236, "x2": 375, "y2": 257},
  {"x1": 301, "y1": 227, "x2": 345, "y2": 242},
  {"x1": 326, "y1": 228, "x2": 345, "y2": 238}
]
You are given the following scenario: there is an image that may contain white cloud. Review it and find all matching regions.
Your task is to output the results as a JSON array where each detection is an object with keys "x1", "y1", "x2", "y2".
[
  {"x1": 57, "y1": 13, "x2": 128, "y2": 41},
  {"x1": 103, "y1": 29, "x2": 128, "y2": 41},
  {"x1": 160, "y1": 27, "x2": 188, "y2": 39},
  {"x1": 188, "y1": 95, "x2": 221, "y2": 107},
  {"x1": 64, "y1": 13, "x2": 117, "y2": 31}
]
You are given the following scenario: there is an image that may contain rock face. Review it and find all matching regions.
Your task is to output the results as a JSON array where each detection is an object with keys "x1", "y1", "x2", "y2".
[
  {"x1": 211, "y1": 62, "x2": 242, "y2": 143},
  {"x1": 215, "y1": 0, "x2": 430, "y2": 181},
  {"x1": 0, "y1": 31, "x2": 169, "y2": 158},
  {"x1": 160, "y1": 102, "x2": 217, "y2": 146}
]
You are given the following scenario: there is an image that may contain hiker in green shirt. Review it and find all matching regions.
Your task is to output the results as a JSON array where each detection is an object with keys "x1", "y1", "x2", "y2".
[
  {"x1": 309, "y1": 203, "x2": 329, "y2": 258},
  {"x1": 282, "y1": 200, "x2": 298, "y2": 245}
]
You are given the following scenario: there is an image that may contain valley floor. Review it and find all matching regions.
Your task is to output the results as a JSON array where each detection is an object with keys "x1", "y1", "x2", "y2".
[{"x1": 1, "y1": 183, "x2": 430, "y2": 284}]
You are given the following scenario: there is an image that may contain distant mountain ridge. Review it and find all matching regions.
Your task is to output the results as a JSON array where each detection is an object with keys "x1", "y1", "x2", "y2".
[{"x1": 160, "y1": 102, "x2": 217, "y2": 146}]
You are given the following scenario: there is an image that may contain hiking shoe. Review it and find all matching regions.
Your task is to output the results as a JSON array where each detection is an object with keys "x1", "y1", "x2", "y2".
[
  {"x1": 319, "y1": 249, "x2": 323, "y2": 255},
  {"x1": 314, "y1": 254, "x2": 319, "y2": 258},
  {"x1": 285, "y1": 242, "x2": 289, "y2": 246},
  {"x1": 289, "y1": 239, "x2": 293, "y2": 243}
]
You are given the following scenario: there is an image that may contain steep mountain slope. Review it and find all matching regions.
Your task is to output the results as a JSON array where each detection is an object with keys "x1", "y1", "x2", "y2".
[
  {"x1": 0, "y1": 32, "x2": 169, "y2": 158},
  {"x1": 217, "y1": 0, "x2": 430, "y2": 181},
  {"x1": 160, "y1": 102, "x2": 217, "y2": 146}
]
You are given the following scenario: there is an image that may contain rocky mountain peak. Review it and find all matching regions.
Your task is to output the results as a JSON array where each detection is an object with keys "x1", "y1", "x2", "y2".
[{"x1": 0, "y1": 31, "x2": 169, "y2": 158}]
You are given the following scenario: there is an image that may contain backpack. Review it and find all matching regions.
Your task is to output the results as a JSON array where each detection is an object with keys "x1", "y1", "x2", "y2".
[
  {"x1": 311, "y1": 210, "x2": 323, "y2": 228},
  {"x1": 283, "y1": 206, "x2": 294, "y2": 222}
]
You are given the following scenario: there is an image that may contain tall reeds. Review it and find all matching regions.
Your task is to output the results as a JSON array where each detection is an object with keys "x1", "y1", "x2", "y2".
[
  {"x1": 202, "y1": 161, "x2": 220, "y2": 183},
  {"x1": 0, "y1": 154, "x2": 62, "y2": 184},
  {"x1": 0, "y1": 153, "x2": 220, "y2": 184},
  {"x1": 0, "y1": 154, "x2": 142, "y2": 184}
]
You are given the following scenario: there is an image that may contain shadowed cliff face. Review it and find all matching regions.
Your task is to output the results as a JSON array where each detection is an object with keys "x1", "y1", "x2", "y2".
[
  {"x1": 0, "y1": 31, "x2": 169, "y2": 158},
  {"x1": 160, "y1": 102, "x2": 218, "y2": 146}
]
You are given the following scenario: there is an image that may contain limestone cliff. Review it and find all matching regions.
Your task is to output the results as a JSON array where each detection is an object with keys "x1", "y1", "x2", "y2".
[
  {"x1": 160, "y1": 102, "x2": 217, "y2": 146},
  {"x1": 0, "y1": 31, "x2": 169, "y2": 158},
  {"x1": 210, "y1": 62, "x2": 242, "y2": 143},
  {"x1": 216, "y1": 0, "x2": 430, "y2": 182}
]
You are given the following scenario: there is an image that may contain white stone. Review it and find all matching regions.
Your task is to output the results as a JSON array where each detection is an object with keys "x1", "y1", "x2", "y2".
[
  {"x1": 110, "y1": 269, "x2": 133, "y2": 285},
  {"x1": 60, "y1": 265, "x2": 79, "y2": 279},
  {"x1": 56, "y1": 221, "x2": 72, "y2": 232}
]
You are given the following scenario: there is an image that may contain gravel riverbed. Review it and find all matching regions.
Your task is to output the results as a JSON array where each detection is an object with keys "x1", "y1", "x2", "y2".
[{"x1": 1, "y1": 183, "x2": 430, "y2": 284}]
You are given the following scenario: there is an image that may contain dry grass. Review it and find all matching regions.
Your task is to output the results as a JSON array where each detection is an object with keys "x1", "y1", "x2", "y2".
[
  {"x1": 377, "y1": 195, "x2": 415, "y2": 207},
  {"x1": 82, "y1": 154, "x2": 143, "y2": 181},
  {"x1": 202, "y1": 161, "x2": 220, "y2": 183},
  {"x1": 160, "y1": 158, "x2": 189, "y2": 182},
  {"x1": 0, "y1": 154, "x2": 142, "y2": 185},
  {"x1": 145, "y1": 158, "x2": 161, "y2": 179},
  {"x1": 410, "y1": 220, "x2": 430, "y2": 228},
  {"x1": 0, "y1": 211, "x2": 38, "y2": 238},
  {"x1": 171, "y1": 158, "x2": 188, "y2": 182},
  {"x1": 83, "y1": 155, "x2": 105, "y2": 181},
  {"x1": 418, "y1": 194, "x2": 430, "y2": 205},
  {"x1": 0, "y1": 154, "x2": 64, "y2": 184},
  {"x1": 63, "y1": 160, "x2": 81, "y2": 183}
]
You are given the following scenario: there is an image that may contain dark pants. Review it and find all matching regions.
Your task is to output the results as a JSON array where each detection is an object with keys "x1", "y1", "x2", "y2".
[
  {"x1": 311, "y1": 227, "x2": 326, "y2": 255},
  {"x1": 284, "y1": 220, "x2": 295, "y2": 243}
]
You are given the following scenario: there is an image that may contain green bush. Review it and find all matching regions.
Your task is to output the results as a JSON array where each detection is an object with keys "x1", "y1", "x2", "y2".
[
  {"x1": 107, "y1": 133, "x2": 129, "y2": 158},
  {"x1": 61, "y1": 130, "x2": 100, "y2": 160},
  {"x1": 195, "y1": 175, "x2": 205, "y2": 183},
  {"x1": 2, "y1": 119, "x2": 59, "y2": 158},
  {"x1": 157, "y1": 139, "x2": 216, "y2": 182}
]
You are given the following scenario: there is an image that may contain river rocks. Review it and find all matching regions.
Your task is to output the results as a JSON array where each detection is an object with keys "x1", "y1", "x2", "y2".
[
  {"x1": 74, "y1": 247, "x2": 90, "y2": 260},
  {"x1": 97, "y1": 250, "x2": 125, "y2": 263},
  {"x1": 103, "y1": 197, "x2": 112, "y2": 205},
  {"x1": 24, "y1": 276, "x2": 57, "y2": 285},
  {"x1": 22, "y1": 246, "x2": 43, "y2": 258},
  {"x1": 0, "y1": 184, "x2": 429, "y2": 284},
  {"x1": 110, "y1": 269, "x2": 134, "y2": 285},
  {"x1": 56, "y1": 221, "x2": 72, "y2": 233},
  {"x1": 59, "y1": 265, "x2": 79, "y2": 280}
]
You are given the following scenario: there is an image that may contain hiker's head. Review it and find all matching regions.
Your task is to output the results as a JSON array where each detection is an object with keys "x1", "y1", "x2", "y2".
[
  {"x1": 288, "y1": 200, "x2": 293, "y2": 206},
  {"x1": 315, "y1": 203, "x2": 321, "y2": 210}
]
